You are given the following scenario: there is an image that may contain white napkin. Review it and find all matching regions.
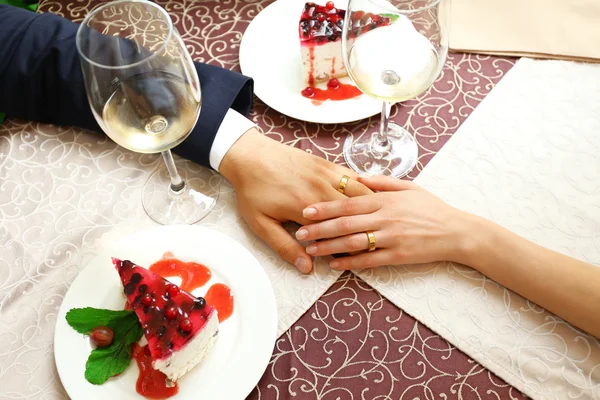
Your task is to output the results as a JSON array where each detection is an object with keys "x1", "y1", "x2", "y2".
[{"x1": 355, "y1": 58, "x2": 600, "y2": 400}]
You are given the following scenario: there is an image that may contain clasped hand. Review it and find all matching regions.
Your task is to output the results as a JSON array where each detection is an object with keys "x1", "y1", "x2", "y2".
[{"x1": 220, "y1": 129, "x2": 373, "y2": 273}]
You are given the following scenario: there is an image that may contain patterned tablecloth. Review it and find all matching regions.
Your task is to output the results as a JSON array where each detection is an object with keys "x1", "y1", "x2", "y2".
[{"x1": 19, "y1": 0, "x2": 523, "y2": 398}]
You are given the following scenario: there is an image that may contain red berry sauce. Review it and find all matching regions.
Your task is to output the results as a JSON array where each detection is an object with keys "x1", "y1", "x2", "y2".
[
  {"x1": 149, "y1": 258, "x2": 211, "y2": 293},
  {"x1": 301, "y1": 78, "x2": 363, "y2": 102},
  {"x1": 204, "y1": 283, "x2": 234, "y2": 323},
  {"x1": 132, "y1": 343, "x2": 178, "y2": 399}
]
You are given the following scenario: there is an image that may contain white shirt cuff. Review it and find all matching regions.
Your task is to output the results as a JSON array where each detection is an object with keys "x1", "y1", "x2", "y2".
[{"x1": 209, "y1": 108, "x2": 256, "y2": 171}]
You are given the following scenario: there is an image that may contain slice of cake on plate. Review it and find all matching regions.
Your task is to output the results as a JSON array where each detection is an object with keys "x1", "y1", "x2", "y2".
[
  {"x1": 299, "y1": 1, "x2": 346, "y2": 85},
  {"x1": 299, "y1": 1, "x2": 393, "y2": 85},
  {"x1": 113, "y1": 258, "x2": 218, "y2": 385}
]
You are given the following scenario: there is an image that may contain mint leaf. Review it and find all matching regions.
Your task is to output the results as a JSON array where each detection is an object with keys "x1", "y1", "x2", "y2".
[
  {"x1": 84, "y1": 345, "x2": 133, "y2": 384},
  {"x1": 66, "y1": 307, "x2": 134, "y2": 334},
  {"x1": 110, "y1": 310, "x2": 143, "y2": 345},
  {"x1": 380, "y1": 13, "x2": 400, "y2": 22},
  {"x1": 83, "y1": 311, "x2": 143, "y2": 384},
  {"x1": 65, "y1": 307, "x2": 143, "y2": 384}
]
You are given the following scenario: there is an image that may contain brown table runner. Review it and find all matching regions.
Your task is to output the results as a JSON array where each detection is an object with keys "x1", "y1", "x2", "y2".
[{"x1": 32, "y1": 0, "x2": 523, "y2": 398}]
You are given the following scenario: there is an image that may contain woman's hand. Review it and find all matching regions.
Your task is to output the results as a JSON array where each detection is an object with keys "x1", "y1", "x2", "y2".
[
  {"x1": 295, "y1": 175, "x2": 474, "y2": 270},
  {"x1": 297, "y1": 176, "x2": 600, "y2": 340}
]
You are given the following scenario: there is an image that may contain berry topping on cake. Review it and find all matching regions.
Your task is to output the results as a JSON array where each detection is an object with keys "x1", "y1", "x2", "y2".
[
  {"x1": 166, "y1": 284, "x2": 180, "y2": 298},
  {"x1": 113, "y1": 258, "x2": 219, "y2": 384},
  {"x1": 300, "y1": 2, "x2": 345, "y2": 46},
  {"x1": 179, "y1": 318, "x2": 193, "y2": 332},
  {"x1": 141, "y1": 293, "x2": 154, "y2": 306},
  {"x1": 193, "y1": 296, "x2": 206, "y2": 310},
  {"x1": 299, "y1": 2, "x2": 392, "y2": 85}
]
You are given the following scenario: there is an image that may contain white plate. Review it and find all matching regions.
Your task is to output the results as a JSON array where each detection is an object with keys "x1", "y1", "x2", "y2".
[
  {"x1": 54, "y1": 225, "x2": 277, "y2": 400},
  {"x1": 239, "y1": 0, "x2": 381, "y2": 124}
]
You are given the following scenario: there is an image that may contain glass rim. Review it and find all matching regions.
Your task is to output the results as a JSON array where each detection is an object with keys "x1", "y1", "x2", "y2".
[
  {"x1": 75, "y1": 0, "x2": 174, "y2": 70},
  {"x1": 368, "y1": 0, "x2": 442, "y2": 15}
]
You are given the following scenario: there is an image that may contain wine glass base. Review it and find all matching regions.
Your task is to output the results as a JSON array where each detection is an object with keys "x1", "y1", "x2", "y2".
[
  {"x1": 343, "y1": 123, "x2": 418, "y2": 178},
  {"x1": 142, "y1": 165, "x2": 220, "y2": 225}
]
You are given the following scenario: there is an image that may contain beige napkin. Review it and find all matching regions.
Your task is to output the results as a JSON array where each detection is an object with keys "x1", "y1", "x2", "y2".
[
  {"x1": 449, "y1": 0, "x2": 600, "y2": 62},
  {"x1": 354, "y1": 58, "x2": 600, "y2": 400}
]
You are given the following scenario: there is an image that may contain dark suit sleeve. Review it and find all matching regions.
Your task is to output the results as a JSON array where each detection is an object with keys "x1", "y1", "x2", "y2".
[{"x1": 0, "y1": 5, "x2": 254, "y2": 168}]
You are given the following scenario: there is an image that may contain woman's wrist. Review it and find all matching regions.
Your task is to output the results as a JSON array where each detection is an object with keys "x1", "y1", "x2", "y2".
[{"x1": 451, "y1": 210, "x2": 496, "y2": 268}]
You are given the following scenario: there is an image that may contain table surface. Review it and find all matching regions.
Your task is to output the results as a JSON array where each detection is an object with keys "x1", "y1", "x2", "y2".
[{"x1": 13, "y1": 0, "x2": 524, "y2": 398}]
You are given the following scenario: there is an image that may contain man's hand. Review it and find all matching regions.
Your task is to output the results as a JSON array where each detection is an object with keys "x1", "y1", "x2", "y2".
[{"x1": 220, "y1": 128, "x2": 372, "y2": 274}]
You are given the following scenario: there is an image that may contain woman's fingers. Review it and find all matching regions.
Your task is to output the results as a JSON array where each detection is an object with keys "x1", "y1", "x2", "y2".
[
  {"x1": 302, "y1": 196, "x2": 380, "y2": 221},
  {"x1": 357, "y1": 175, "x2": 421, "y2": 192},
  {"x1": 296, "y1": 213, "x2": 378, "y2": 241},
  {"x1": 305, "y1": 232, "x2": 375, "y2": 256},
  {"x1": 328, "y1": 249, "x2": 397, "y2": 270}
]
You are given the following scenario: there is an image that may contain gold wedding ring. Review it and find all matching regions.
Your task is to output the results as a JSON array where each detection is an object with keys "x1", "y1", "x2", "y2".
[
  {"x1": 366, "y1": 231, "x2": 376, "y2": 252},
  {"x1": 337, "y1": 175, "x2": 350, "y2": 194}
]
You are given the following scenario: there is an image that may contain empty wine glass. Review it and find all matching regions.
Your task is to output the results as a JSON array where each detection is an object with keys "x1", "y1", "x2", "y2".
[
  {"x1": 76, "y1": 0, "x2": 219, "y2": 225},
  {"x1": 342, "y1": 0, "x2": 450, "y2": 177}
]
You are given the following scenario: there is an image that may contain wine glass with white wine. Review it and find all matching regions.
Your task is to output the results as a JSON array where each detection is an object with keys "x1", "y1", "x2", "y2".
[
  {"x1": 76, "y1": 0, "x2": 219, "y2": 225},
  {"x1": 342, "y1": 0, "x2": 449, "y2": 177}
]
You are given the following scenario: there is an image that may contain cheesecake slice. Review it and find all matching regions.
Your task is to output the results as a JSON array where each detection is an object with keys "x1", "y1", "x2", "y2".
[
  {"x1": 113, "y1": 258, "x2": 218, "y2": 385},
  {"x1": 299, "y1": 2, "x2": 346, "y2": 85},
  {"x1": 299, "y1": 2, "x2": 393, "y2": 85}
]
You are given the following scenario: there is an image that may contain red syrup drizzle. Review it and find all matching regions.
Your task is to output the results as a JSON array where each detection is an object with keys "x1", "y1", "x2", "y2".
[
  {"x1": 301, "y1": 78, "x2": 363, "y2": 103},
  {"x1": 308, "y1": 47, "x2": 316, "y2": 86},
  {"x1": 149, "y1": 257, "x2": 212, "y2": 293},
  {"x1": 132, "y1": 343, "x2": 178, "y2": 399},
  {"x1": 204, "y1": 283, "x2": 234, "y2": 323}
]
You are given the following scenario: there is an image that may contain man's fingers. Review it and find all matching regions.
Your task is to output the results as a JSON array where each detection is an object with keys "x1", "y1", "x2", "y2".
[
  {"x1": 357, "y1": 175, "x2": 421, "y2": 192},
  {"x1": 331, "y1": 171, "x2": 373, "y2": 197},
  {"x1": 252, "y1": 216, "x2": 313, "y2": 274},
  {"x1": 342, "y1": 178, "x2": 373, "y2": 197}
]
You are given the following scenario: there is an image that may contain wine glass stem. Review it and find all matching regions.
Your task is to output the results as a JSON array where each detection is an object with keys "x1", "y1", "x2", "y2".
[
  {"x1": 161, "y1": 150, "x2": 185, "y2": 193},
  {"x1": 373, "y1": 102, "x2": 392, "y2": 154}
]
